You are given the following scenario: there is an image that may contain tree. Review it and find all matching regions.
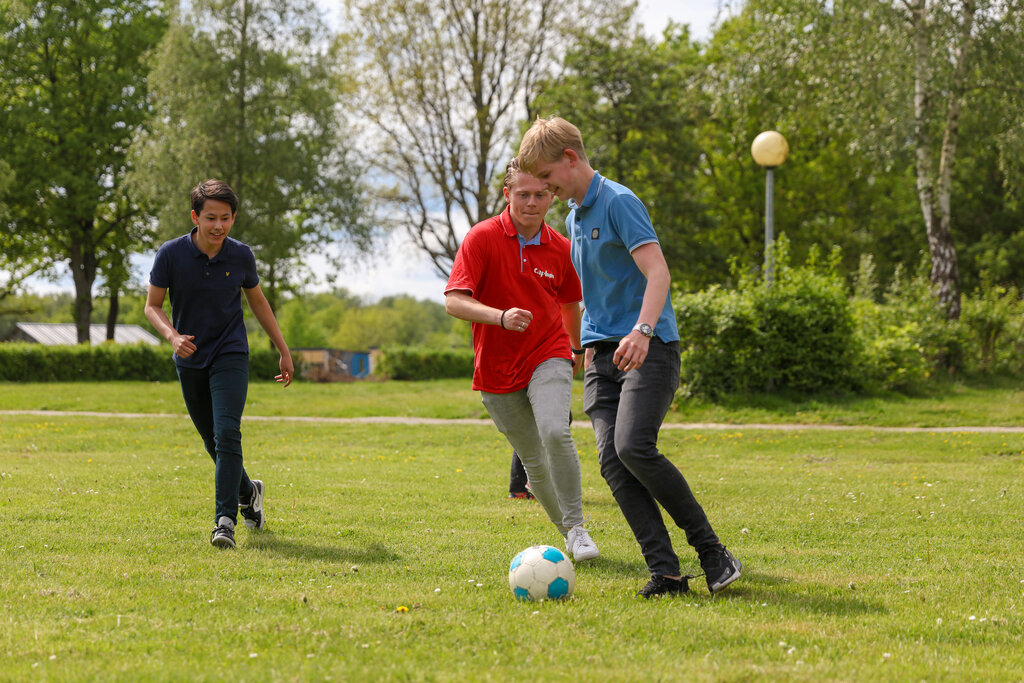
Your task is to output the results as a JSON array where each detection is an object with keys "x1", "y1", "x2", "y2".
[
  {"x1": 129, "y1": 0, "x2": 369, "y2": 310},
  {"x1": 0, "y1": 0, "x2": 166, "y2": 342},
  {"x1": 530, "y1": 16, "x2": 727, "y2": 288},
  {"x1": 729, "y1": 0, "x2": 1024, "y2": 318},
  {"x1": 345, "y1": 0, "x2": 624, "y2": 277}
]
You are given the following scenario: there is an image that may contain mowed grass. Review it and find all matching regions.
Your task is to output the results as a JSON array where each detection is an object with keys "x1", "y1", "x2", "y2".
[
  {"x1": 2, "y1": 400, "x2": 1024, "y2": 680},
  {"x1": 3, "y1": 376, "x2": 1024, "y2": 426}
]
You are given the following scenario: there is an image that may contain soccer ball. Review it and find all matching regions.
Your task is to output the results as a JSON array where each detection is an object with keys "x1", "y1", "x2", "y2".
[{"x1": 508, "y1": 545, "x2": 575, "y2": 601}]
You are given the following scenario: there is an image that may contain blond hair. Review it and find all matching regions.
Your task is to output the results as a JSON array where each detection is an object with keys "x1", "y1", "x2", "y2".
[
  {"x1": 518, "y1": 116, "x2": 589, "y2": 175},
  {"x1": 503, "y1": 157, "x2": 524, "y2": 190}
]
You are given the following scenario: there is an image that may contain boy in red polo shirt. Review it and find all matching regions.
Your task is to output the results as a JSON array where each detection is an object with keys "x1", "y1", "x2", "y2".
[{"x1": 445, "y1": 158, "x2": 599, "y2": 562}]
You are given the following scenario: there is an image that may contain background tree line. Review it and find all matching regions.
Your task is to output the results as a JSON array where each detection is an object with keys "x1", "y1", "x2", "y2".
[
  {"x1": 2, "y1": 0, "x2": 1023, "y2": 345},
  {"x1": 0, "y1": 288, "x2": 467, "y2": 350}
]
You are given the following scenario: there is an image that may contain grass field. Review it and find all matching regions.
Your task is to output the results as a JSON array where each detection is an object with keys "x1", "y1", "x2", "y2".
[
  {"x1": 2, "y1": 381, "x2": 1024, "y2": 680},
  {"x1": 4, "y1": 376, "x2": 1024, "y2": 426}
]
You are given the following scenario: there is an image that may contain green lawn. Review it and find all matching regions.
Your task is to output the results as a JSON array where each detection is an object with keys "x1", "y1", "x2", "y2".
[
  {"x1": 2, "y1": 382, "x2": 1023, "y2": 679},
  {"x1": 3, "y1": 376, "x2": 1024, "y2": 426}
]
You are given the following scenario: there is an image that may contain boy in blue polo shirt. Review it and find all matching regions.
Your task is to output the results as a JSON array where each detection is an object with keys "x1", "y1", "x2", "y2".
[
  {"x1": 145, "y1": 179, "x2": 294, "y2": 549},
  {"x1": 519, "y1": 117, "x2": 742, "y2": 597}
]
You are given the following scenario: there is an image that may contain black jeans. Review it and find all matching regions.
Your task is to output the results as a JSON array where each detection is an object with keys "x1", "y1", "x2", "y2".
[
  {"x1": 584, "y1": 338, "x2": 719, "y2": 577},
  {"x1": 176, "y1": 352, "x2": 254, "y2": 525}
]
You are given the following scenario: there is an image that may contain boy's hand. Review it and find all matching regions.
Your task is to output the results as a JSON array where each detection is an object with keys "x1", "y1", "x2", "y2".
[
  {"x1": 172, "y1": 333, "x2": 196, "y2": 358},
  {"x1": 276, "y1": 354, "x2": 294, "y2": 387},
  {"x1": 613, "y1": 331, "x2": 649, "y2": 371},
  {"x1": 502, "y1": 307, "x2": 533, "y2": 332}
]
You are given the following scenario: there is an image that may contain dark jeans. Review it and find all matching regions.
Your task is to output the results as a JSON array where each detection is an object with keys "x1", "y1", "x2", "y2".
[
  {"x1": 584, "y1": 338, "x2": 719, "y2": 577},
  {"x1": 176, "y1": 352, "x2": 253, "y2": 525}
]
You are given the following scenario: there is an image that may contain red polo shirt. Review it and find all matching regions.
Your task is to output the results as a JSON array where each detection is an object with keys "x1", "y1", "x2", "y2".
[{"x1": 446, "y1": 208, "x2": 582, "y2": 393}]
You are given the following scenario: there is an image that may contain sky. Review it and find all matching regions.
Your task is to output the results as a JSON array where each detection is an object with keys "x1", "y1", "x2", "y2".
[{"x1": 21, "y1": 1, "x2": 729, "y2": 304}]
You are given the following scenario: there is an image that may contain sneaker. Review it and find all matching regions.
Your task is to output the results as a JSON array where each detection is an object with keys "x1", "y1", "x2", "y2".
[
  {"x1": 210, "y1": 516, "x2": 236, "y2": 549},
  {"x1": 565, "y1": 525, "x2": 600, "y2": 562},
  {"x1": 508, "y1": 491, "x2": 535, "y2": 500},
  {"x1": 700, "y1": 545, "x2": 742, "y2": 594},
  {"x1": 240, "y1": 479, "x2": 265, "y2": 530},
  {"x1": 637, "y1": 575, "x2": 690, "y2": 598}
]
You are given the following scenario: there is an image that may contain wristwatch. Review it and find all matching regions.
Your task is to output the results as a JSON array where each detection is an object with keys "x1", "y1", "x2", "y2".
[{"x1": 632, "y1": 322, "x2": 655, "y2": 338}]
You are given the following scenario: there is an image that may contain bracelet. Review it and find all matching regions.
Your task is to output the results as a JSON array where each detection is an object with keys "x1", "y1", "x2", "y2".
[
  {"x1": 571, "y1": 347, "x2": 584, "y2": 354},
  {"x1": 500, "y1": 309, "x2": 509, "y2": 329}
]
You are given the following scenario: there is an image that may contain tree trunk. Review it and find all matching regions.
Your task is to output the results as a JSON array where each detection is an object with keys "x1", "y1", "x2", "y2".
[
  {"x1": 69, "y1": 228, "x2": 98, "y2": 345},
  {"x1": 909, "y1": 0, "x2": 965, "y2": 320},
  {"x1": 106, "y1": 286, "x2": 120, "y2": 341}
]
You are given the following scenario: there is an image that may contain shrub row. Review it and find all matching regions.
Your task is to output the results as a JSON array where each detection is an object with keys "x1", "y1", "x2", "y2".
[
  {"x1": 375, "y1": 346, "x2": 474, "y2": 380},
  {"x1": 675, "y1": 239, "x2": 1024, "y2": 398},
  {"x1": 0, "y1": 343, "x2": 283, "y2": 382},
  {"x1": 675, "y1": 242, "x2": 858, "y2": 397}
]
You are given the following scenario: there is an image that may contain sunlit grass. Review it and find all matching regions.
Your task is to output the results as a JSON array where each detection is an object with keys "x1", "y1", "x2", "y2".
[
  {"x1": 4, "y1": 377, "x2": 1024, "y2": 428},
  {"x1": 2, "y1": 413, "x2": 1023, "y2": 680}
]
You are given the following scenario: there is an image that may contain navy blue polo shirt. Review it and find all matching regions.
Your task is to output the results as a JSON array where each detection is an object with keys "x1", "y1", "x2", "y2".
[{"x1": 150, "y1": 228, "x2": 260, "y2": 368}]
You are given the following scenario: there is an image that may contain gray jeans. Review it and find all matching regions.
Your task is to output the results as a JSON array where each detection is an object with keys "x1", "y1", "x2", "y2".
[
  {"x1": 481, "y1": 358, "x2": 584, "y2": 536},
  {"x1": 584, "y1": 339, "x2": 719, "y2": 577}
]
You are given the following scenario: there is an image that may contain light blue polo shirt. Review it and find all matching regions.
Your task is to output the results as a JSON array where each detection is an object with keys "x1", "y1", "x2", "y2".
[{"x1": 567, "y1": 171, "x2": 679, "y2": 346}]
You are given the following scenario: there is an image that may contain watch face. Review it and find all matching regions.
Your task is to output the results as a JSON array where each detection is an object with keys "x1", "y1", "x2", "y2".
[{"x1": 637, "y1": 323, "x2": 654, "y2": 337}]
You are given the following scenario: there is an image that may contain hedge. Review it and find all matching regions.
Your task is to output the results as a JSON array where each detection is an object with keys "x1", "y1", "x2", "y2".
[
  {"x1": 375, "y1": 346, "x2": 474, "y2": 380},
  {"x1": 0, "y1": 343, "x2": 282, "y2": 382}
]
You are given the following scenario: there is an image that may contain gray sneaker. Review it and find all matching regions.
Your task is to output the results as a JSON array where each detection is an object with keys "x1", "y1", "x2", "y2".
[
  {"x1": 566, "y1": 525, "x2": 600, "y2": 562},
  {"x1": 210, "y1": 516, "x2": 236, "y2": 549},
  {"x1": 239, "y1": 480, "x2": 264, "y2": 530}
]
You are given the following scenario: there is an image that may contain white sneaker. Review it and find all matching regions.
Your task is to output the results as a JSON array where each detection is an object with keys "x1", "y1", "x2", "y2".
[{"x1": 566, "y1": 525, "x2": 599, "y2": 562}]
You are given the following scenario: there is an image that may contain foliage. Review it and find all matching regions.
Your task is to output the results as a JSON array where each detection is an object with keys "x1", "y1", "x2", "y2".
[
  {"x1": 0, "y1": 342, "x2": 280, "y2": 382},
  {"x1": 267, "y1": 290, "x2": 468, "y2": 351},
  {"x1": 375, "y1": 346, "x2": 474, "y2": 380},
  {"x1": 960, "y1": 283, "x2": 1024, "y2": 376},
  {"x1": 675, "y1": 238, "x2": 858, "y2": 397},
  {"x1": 345, "y1": 0, "x2": 626, "y2": 277},
  {"x1": 530, "y1": 18, "x2": 719, "y2": 288},
  {"x1": 128, "y1": 0, "x2": 369, "y2": 308},
  {"x1": 0, "y1": 0, "x2": 168, "y2": 341}
]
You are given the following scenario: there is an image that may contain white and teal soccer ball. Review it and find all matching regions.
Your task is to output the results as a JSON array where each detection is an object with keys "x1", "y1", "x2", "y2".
[{"x1": 508, "y1": 545, "x2": 575, "y2": 602}]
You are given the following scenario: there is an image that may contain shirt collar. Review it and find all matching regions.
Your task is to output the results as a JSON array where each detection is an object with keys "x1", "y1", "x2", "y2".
[
  {"x1": 568, "y1": 170, "x2": 605, "y2": 212},
  {"x1": 188, "y1": 227, "x2": 228, "y2": 262},
  {"x1": 500, "y1": 207, "x2": 550, "y2": 244}
]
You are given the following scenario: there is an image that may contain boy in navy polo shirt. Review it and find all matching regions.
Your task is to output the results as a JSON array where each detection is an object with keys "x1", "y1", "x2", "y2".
[
  {"x1": 519, "y1": 117, "x2": 741, "y2": 597},
  {"x1": 145, "y1": 179, "x2": 294, "y2": 549},
  {"x1": 445, "y1": 158, "x2": 599, "y2": 562}
]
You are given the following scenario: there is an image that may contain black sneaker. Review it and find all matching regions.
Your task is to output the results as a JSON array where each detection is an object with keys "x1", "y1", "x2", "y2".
[
  {"x1": 700, "y1": 545, "x2": 742, "y2": 594},
  {"x1": 240, "y1": 480, "x2": 265, "y2": 530},
  {"x1": 210, "y1": 516, "x2": 236, "y2": 549},
  {"x1": 637, "y1": 575, "x2": 690, "y2": 598}
]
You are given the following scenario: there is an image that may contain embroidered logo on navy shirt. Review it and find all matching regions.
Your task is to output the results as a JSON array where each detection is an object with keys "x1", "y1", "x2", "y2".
[{"x1": 591, "y1": 227, "x2": 600, "y2": 240}]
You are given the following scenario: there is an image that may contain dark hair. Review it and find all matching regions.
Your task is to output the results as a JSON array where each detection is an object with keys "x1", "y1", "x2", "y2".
[{"x1": 190, "y1": 179, "x2": 239, "y2": 214}]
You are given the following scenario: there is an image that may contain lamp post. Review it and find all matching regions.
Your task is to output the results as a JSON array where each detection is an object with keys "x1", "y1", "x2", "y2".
[{"x1": 751, "y1": 130, "x2": 789, "y2": 284}]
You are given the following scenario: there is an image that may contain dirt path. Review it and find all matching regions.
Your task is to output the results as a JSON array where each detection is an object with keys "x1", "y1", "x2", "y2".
[{"x1": 3, "y1": 409, "x2": 1023, "y2": 433}]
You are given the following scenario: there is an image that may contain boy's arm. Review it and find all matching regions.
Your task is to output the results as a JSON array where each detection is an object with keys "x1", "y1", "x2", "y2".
[
  {"x1": 144, "y1": 284, "x2": 197, "y2": 358},
  {"x1": 560, "y1": 301, "x2": 583, "y2": 374},
  {"x1": 243, "y1": 285, "x2": 294, "y2": 386},
  {"x1": 612, "y1": 242, "x2": 670, "y2": 372},
  {"x1": 445, "y1": 290, "x2": 533, "y2": 332}
]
